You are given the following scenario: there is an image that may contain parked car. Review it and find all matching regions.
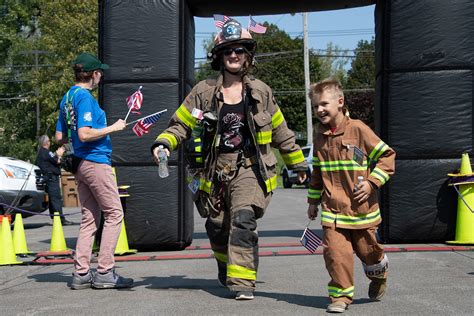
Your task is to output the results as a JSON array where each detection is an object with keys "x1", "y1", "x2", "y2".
[
  {"x1": 281, "y1": 145, "x2": 313, "y2": 188},
  {"x1": 0, "y1": 157, "x2": 48, "y2": 218}
]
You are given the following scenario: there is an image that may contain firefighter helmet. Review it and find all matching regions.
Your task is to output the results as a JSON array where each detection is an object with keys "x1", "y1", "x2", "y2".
[{"x1": 208, "y1": 19, "x2": 257, "y2": 71}]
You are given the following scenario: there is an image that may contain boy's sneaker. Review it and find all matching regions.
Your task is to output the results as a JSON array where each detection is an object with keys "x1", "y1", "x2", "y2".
[
  {"x1": 92, "y1": 269, "x2": 133, "y2": 289},
  {"x1": 235, "y1": 291, "x2": 254, "y2": 300},
  {"x1": 70, "y1": 270, "x2": 94, "y2": 290},
  {"x1": 369, "y1": 278, "x2": 387, "y2": 301},
  {"x1": 326, "y1": 301, "x2": 348, "y2": 313}
]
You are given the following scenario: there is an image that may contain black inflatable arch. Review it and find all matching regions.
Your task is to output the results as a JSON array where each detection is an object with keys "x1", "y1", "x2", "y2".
[{"x1": 99, "y1": 0, "x2": 473, "y2": 248}]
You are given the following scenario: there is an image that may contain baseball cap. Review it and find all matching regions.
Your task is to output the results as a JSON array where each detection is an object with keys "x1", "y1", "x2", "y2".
[{"x1": 73, "y1": 52, "x2": 109, "y2": 71}]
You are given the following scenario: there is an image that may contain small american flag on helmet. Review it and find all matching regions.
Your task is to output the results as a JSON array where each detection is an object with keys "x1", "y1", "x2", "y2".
[{"x1": 214, "y1": 14, "x2": 230, "y2": 29}]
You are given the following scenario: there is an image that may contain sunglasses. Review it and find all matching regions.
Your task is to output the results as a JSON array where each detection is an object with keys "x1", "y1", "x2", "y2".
[{"x1": 223, "y1": 47, "x2": 246, "y2": 56}]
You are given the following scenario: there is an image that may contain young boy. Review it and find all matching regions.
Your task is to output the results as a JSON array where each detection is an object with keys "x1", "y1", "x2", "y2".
[{"x1": 307, "y1": 79, "x2": 395, "y2": 313}]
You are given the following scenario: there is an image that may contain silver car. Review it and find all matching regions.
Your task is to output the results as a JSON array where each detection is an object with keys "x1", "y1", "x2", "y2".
[{"x1": 281, "y1": 145, "x2": 313, "y2": 188}]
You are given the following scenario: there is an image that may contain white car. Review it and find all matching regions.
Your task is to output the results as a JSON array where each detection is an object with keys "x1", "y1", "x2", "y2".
[
  {"x1": 0, "y1": 157, "x2": 47, "y2": 218},
  {"x1": 281, "y1": 145, "x2": 313, "y2": 188}
]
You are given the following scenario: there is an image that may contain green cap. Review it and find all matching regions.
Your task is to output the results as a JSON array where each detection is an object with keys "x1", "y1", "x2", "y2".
[{"x1": 73, "y1": 52, "x2": 109, "y2": 71}]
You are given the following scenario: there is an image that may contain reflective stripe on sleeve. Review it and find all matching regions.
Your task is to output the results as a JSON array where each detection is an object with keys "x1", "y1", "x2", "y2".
[
  {"x1": 199, "y1": 178, "x2": 212, "y2": 194},
  {"x1": 308, "y1": 188, "x2": 322, "y2": 199},
  {"x1": 281, "y1": 150, "x2": 305, "y2": 165},
  {"x1": 176, "y1": 104, "x2": 197, "y2": 129},
  {"x1": 213, "y1": 251, "x2": 227, "y2": 263},
  {"x1": 272, "y1": 109, "x2": 284, "y2": 129},
  {"x1": 156, "y1": 132, "x2": 178, "y2": 150},
  {"x1": 319, "y1": 160, "x2": 368, "y2": 171},
  {"x1": 370, "y1": 167, "x2": 390, "y2": 185},
  {"x1": 368, "y1": 141, "x2": 389, "y2": 161}
]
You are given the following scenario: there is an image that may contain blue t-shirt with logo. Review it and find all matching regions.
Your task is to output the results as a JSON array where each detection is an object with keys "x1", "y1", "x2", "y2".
[{"x1": 56, "y1": 86, "x2": 112, "y2": 165}]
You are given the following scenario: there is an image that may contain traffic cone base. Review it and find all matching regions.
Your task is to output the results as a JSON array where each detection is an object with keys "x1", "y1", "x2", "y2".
[
  {"x1": 13, "y1": 213, "x2": 33, "y2": 255},
  {"x1": 114, "y1": 220, "x2": 137, "y2": 255},
  {"x1": 50, "y1": 212, "x2": 68, "y2": 252},
  {"x1": 0, "y1": 216, "x2": 22, "y2": 265},
  {"x1": 447, "y1": 153, "x2": 474, "y2": 244}
]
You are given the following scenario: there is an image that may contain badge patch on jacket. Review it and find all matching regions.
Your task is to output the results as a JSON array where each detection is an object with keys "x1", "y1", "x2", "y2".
[{"x1": 351, "y1": 146, "x2": 365, "y2": 166}]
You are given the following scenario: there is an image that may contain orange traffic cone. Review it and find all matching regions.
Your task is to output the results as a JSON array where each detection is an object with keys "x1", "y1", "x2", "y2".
[
  {"x1": 50, "y1": 212, "x2": 68, "y2": 252},
  {"x1": 114, "y1": 220, "x2": 137, "y2": 255},
  {"x1": 0, "y1": 216, "x2": 22, "y2": 265},
  {"x1": 13, "y1": 213, "x2": 32, "y2": 255}
]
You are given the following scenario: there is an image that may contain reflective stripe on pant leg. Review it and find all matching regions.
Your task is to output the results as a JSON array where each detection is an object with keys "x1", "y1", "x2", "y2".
[{"x1": 323, "y1": 226, "x2": 355, "y2": 304}]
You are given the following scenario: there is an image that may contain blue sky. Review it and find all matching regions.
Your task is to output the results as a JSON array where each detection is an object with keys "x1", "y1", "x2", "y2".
[{"x1": 193, "y1": 5, "x2": 375, "y2": 60}]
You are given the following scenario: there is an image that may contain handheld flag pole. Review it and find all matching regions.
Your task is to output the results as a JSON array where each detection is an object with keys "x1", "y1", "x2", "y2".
[
  {"x1": 124, "y1": 86, "x2": 143, "y2": 122},
  {"x1": 126, "y1": 109, "x2": 168, "y2": 126}
]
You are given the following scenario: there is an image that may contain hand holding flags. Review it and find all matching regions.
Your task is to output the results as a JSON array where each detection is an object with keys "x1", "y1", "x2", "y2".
[
  {"x1": 248, "y1": 16, "x2": 267, "y2": 34},
  {"x1": 300, "y1": 222, "x2": 323, "y2": 254},
  {"x1": 127, "y1": 109, "x2": 167, "y2": 137},
  {"x1": 124, "y1": 86, "x2": 143, "y2": 121}
]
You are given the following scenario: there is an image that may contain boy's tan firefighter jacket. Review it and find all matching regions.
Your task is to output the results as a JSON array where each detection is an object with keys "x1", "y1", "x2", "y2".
[
  {"x1": 307, "y1": 116, "x2": 396, "y2": 229},
  {"x1": 153, "y1": 74, "x2": 307, "y2": 199}
]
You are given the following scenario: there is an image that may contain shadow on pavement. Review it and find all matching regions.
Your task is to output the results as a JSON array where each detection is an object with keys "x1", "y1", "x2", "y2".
[
  {"x1": 134, "y1": 275, "x2": 232, "y2": 298},
  {"x1": 257, "y1": 291, "x2": 327, "y2": 309},
  {"x1": 193, "y1": 229, "x2": 323, "y2": 240},
  {"x1": 28, "y1": 272, "x2": 71, "y2": 284}
]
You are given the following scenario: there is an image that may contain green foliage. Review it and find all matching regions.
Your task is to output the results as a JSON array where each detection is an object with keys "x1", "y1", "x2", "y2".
[
  {"x1": 346, "y1": 38, "x2": 375, "y2": 89},
  {"x1": 0, "y1": 0, "x2": 98, "y2": 161}
]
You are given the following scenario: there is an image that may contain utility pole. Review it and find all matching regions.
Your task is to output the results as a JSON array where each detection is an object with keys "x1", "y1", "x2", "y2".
[{"x1": 303, "y1": 12, "x2": 313, "y2": 145}]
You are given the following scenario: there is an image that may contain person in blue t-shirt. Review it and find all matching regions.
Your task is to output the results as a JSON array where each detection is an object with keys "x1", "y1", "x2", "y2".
[{"x1": 55, "y1": 52, "x2": 133, "y2": 290}]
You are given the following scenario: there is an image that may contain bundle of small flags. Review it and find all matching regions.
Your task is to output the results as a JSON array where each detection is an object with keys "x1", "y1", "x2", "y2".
[{"x1": 300, "y1": 226, "x2": 323, "y2": 253}]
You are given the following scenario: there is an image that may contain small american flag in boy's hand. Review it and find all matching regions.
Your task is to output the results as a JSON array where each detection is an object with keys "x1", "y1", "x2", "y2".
[{"x1": 300, "y1": 227, "x2": 323, "y2": 253}]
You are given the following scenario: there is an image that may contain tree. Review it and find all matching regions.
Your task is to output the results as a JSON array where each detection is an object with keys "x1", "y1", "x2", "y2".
[
  {"x1": 345, "y1": 38, "x2": 376, "y2": 128},
  {"x1": 0, "y1": 0, "x2": 98, "y2": 162}
]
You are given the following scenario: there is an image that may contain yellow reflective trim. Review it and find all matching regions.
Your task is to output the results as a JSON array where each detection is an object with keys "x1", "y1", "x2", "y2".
[
  {"x1": 256, "y1": 131, "x2": 272, "y2": 144},
  {"x1": 265, "y1": 175, "x2": 278, "y2": 193},
  {"x1": 272, "y1": 109, "x2": 284, "y2": 129},
  {"x1": 328, "y1": 286, "x2": 354, "y2": 298},
  {"x1": 227, "y1": 264, "x2": 256, "y2": 280},
  {"x1": 176, "y1": 104, "x2": 197, "y2": 129},
  {"x1": 156, "y1": 132, "x2": 178, "y2": 150},
  {"x1": 199, "y1": 179, "x2": 212, "y2": 193},
  {"x1": 369, "y1": 141, "x2": 388, "y2": 161},
  {"x1": 308, "y1": 188, "x2": 321, "y2": 199},
  {"x1": 196, "y1": 157, "x2": 203, "y2": 163},
  {"x1": 213, "y1": 251, "x2": 227, "y2": 263},
  {"x1": 195, "y1": 146, "x2": 202, "y2": 153},
  {"x1": 194, "y1": 137, "x2": 201, "y2": 143},
  {"x1": 281, "y1": 150, "x2": 305, "y2": 165},
  {"x1": 371, "y1": 167, "x2": 390, "y2": 185},
  {"x1": 322, "y1": 209, "x2": 381, "y2": 226}
]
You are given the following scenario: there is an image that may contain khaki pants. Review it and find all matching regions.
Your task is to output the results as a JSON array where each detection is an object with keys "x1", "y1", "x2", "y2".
[
  {"x1": 323, "y1": 226, "x2": 386, "y2": 304},
  {"x1": 206, "y1": 161, "x2": 271, "y2": 292},
  {"x1": 74, "y1": 160, "x2": 123, "y2": 274}
]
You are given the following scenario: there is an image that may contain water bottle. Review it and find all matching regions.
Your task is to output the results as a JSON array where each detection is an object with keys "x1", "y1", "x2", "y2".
[
  {"x1": 355, "y1": 176, "x2": 364, "y2": 192},
  {"x1": 158, "y1": 145, "x2": 169, "y2": 178}
]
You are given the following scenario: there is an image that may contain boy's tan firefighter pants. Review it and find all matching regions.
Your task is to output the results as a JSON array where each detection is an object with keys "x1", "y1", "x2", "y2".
[
  {"x1": 205, "y1": 158, "x2": 271, "y2": 292},
  {"x1": 323, "y1": 225, "x2": 388, "y2": 304}
]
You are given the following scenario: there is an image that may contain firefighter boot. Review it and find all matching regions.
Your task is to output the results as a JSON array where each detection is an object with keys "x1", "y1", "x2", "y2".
[
  {"x1": 368, "y1": 278, "x2": 387, "y2": 301},
  {"x1": 326, "y1": 301, "x2": 348, "y2": 313}
]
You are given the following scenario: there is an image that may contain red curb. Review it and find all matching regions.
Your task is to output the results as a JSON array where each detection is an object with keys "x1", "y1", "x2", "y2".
[
  {"x1": 154, "y1": 253, "x2": 214, "y2": 260},
  {"x1": 34, "y1": 258, "x2": 74, "y2": 264},
  {"x1": 404, "y1": 246, "x2": 470, "y2": 252},
  {"x1": 384, "y1": 247, "x2": 403, "y2": 252},
  {"x1": 258, "y1": 251, "x2": 275, "y2": 257},
  {"x1": 115, "y1": 256, "x2": 153, "y2": 261}
]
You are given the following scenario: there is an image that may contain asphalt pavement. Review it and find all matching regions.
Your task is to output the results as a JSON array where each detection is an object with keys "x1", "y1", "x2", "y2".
[{"x1": 1, "y1": 188, "x2": 473, "y2": 315}]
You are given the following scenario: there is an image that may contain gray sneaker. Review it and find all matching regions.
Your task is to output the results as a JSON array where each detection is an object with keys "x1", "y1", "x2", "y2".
[
  {"x1": 92, "y1": 269, "x2": 133, "y2": 289},
  {"x1": 70, "y1": 270, "x2": 94, "y2": 290}
]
